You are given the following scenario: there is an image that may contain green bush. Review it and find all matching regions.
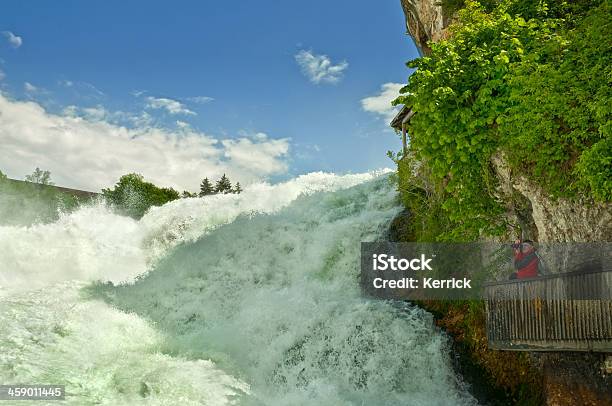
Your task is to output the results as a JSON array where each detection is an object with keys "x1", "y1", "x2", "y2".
[
  {"x1": 575, "y1": 137, "x2": 612, "y2": 200},
  {"x1": 102, "y1": 173, "x2": 180, "y2": 219},
  {"x1": 395, "y1": 0, "x2": 611, "y2": 240}
]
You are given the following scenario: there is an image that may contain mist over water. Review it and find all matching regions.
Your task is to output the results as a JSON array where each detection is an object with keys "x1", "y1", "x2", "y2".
[{"x1": 0, "y1": 171, "x2": 477, "y2": 405}]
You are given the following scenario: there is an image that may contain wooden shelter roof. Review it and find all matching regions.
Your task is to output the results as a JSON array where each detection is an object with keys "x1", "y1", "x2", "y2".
[{"x1": 390, "y1": 105, "x2": 415, "y2": 131}]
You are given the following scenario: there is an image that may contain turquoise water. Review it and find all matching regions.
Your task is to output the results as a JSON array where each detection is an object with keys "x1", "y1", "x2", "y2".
[{"x1": 0, "y1": 172, "x2": 476, "y2": 405}]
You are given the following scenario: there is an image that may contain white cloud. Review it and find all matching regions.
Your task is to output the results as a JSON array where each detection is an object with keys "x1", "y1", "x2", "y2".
[
  {"x1": 59, "y1": 80, "x2": 105, "y2": 100},
  {"x1": 221, "y1": 133, "x2": 289, "y2": 174},
  {"x1": 176, "y1": 120, "x2": 189, "y2": 129},
  {"x1": 128, "y1": 111, "x2": 154, "y2": 127},
  {"x1": 23, "y1": 82, "x2": 51, "y2": 100},
  {"x1": 24, "y1": 82, "x2": 38, "y2": 93},
  {"x1": 145, "y1": 96, "x2": 195, "y2": 115},
  {"x1": 62, "y1": 105, "x2": 153, "y2": 128},
  {"x1": 187, "y1": 96, "x2": 214, "y2": 104},
  {"x1": 23, "y1": 82, "x2": 49, "y2": 98},
  {"x1": 295, "y1": 50, "x2": 348, "y2": 84},
  {"x1": 0, "y1": 94, "x2": 290, "y2": 191},
  {"x1": 360, "y1": 82, "x2": 404, "y2": 122},
  {"x1": 3, "y1": 31, "x2": 22, "y2": 48},
  {"x1": 80, "y1": 82, "x2": 105, "y2": 98},
  {"x1": 63, "y1": 105, "x2": 108, "y2": 120}
]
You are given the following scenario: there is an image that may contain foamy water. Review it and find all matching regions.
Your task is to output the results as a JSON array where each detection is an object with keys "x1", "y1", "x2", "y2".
[{"x1": 0, "y1": 171, "x2": 477, "y2": 405}]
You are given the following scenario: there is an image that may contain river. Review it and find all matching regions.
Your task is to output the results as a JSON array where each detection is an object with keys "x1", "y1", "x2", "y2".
[{"x1": 0, "y1": 172, "x2": 477, "y2": 405}]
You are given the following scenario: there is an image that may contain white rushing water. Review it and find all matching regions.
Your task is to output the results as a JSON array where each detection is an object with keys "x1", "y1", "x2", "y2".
[{"x1": 0, "y1": 171, "x2": 477, "y2": 405}]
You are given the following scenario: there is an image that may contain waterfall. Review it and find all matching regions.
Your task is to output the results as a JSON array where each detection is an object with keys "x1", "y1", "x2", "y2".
[{"x1": 0, "y1": 171, "x2": 476, "y2": 405}]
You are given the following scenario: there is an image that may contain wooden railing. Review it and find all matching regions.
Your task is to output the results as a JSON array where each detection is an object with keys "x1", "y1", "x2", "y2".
[{"x1": 484, "y1": 269, "x2": 612, "y2": 352}]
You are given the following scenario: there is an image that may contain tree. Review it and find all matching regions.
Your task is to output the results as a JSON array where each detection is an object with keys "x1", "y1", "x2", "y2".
[
  {"x1": 233, "y1": 182, "x2": 242, "y2": 194},
  {"x1": 0, "y1": 170, "x2": 7, "y2": 182},
  {"x1": 199, "y1": 178, "x2": 215, "y2": 197},
  {"x1": 25, "y1": 167, "x2": 54, "y2": 185},
  {"x1": 102, "y1": 173, "x2": 180, "y2": 219},
  {"x1": 214, "y1": 174, "x2": 233, "y2": 194},
  {"x1": 181, "y1": 190, "x2": 197, "y2": 198}
]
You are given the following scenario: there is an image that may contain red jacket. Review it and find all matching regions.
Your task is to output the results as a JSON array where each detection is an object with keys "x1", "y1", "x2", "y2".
[{"x1": 514, "y1": 251, "x2": 539, "y2": 278}]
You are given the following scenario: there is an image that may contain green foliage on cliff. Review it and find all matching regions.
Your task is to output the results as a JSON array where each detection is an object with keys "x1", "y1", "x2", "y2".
[
  {"x1": 395, "y1": 0, "x2": 611, "y2": 240},
  {"x1": 102, "y1": 173, "x2": 180, "y2": 219}
]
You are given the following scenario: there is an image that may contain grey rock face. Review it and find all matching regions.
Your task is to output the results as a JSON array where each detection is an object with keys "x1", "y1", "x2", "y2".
[{"x1": 400, "y1": 0, "x2": 448, "y2": 54}]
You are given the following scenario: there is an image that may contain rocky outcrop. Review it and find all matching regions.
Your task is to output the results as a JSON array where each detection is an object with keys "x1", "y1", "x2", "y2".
[
  {"x1": 399, "y1": 2, "x2": 612, "y2": 243},
  {"x1": 536, "y1": 353, "x2": 612, "y2": 406},
  {"x1": 400, "y1": 0, "x2": 449, "y2": 54},
  {"x1": 396, "y1": 4, "x2": 612, "y2": 405},
  {"x1": 491, "y1": 152, "x2": 612, "y2": 243}
]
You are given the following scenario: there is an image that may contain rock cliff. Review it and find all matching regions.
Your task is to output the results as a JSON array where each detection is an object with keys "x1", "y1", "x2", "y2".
[
  {"x1": 399, "y1": 1, "x2": 612, "y2": 244},
  {"x1": 397, "y1": 2, "x2": 612, "y2": 404},
  {"x1": 491, "y1": 152, "x2": 612, "y2": 243},
  {"x1": 400, "y1": 0, "x2": 448, "y2": 54}
]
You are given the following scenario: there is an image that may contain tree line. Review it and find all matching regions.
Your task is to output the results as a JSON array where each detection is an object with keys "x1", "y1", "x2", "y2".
[
  {"x1": 103, "y1": 173, "x2": 243, "y2": 218},
  {"x1": 2, "y1": 167, "x2": 244, "y2": 220},
  {"x1": 183, "y1": 174, "x2": 242, "y2": 198}
]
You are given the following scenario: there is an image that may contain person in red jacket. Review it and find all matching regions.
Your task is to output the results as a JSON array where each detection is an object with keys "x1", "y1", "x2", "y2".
[{"x1": 510, "y1": 239, "x2": 539, "y2": 279}]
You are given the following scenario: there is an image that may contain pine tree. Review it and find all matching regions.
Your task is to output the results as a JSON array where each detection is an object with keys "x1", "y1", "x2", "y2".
[
  {"x1": 181, "y1": 190, "x2": 197, "y2": 198},
  {"x1": 199, "y1": 178, "x2": 215, "y2": 197},
  {"x1": 233, "y1": 182, "x2": 242, "y2": 194},
  {"x1": 214, "y1": 174, "x2": 232, "y2": 194}
]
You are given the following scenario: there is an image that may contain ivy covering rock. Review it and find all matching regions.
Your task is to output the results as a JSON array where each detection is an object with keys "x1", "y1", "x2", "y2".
[{"x1": 394, "y1": 0, "x2": 611, "y2": 240}]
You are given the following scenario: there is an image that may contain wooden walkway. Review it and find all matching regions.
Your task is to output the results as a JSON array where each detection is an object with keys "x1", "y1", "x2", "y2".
[{"x1": 484, "y1": 269, "x2": 612, "y2": 352}]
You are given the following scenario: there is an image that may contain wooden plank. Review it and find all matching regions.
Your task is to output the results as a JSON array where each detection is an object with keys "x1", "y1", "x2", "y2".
[{"x1": 484, "y1": 269, "x2": 612, "y2": 352}]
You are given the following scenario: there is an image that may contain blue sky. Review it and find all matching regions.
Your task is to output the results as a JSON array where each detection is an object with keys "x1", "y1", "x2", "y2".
[{"x1": 0, "y1": 0, "x2": 419, "y2": 191}]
